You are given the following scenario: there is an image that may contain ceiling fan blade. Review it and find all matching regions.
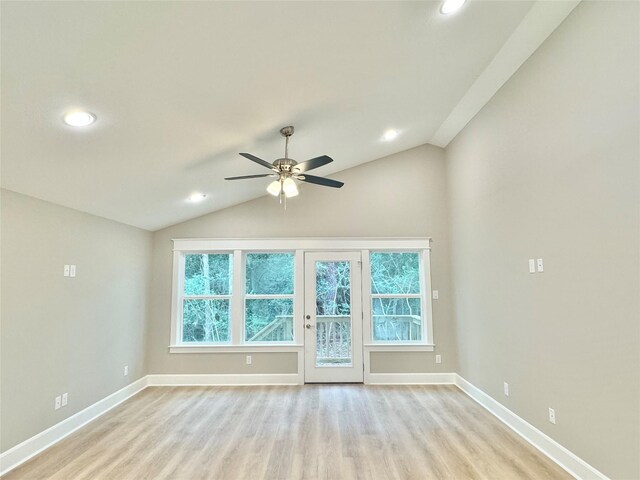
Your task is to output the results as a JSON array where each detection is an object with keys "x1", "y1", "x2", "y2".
[
  {"x1": 239, "y1": 153, "x2": 275, "y2": 170},
  {"x1": 293, "y1": 155, "x2": 333, "y2": 173},
  {"x1": 296, "y1": 173, "x2": 344, "y2": 188},
  {"x1": 224, "y1": 174, "x2": 275, "y2": 180}
]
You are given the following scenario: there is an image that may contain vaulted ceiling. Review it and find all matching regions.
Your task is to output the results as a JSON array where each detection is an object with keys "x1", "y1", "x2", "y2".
[{"x1": 1, "y1": 1, "x2": 576, "y2": 230}]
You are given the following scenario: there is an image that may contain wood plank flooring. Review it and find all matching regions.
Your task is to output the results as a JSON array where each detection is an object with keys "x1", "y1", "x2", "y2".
[{"x1": 4, "y1": 385, "x2": 572, "y2": 479}]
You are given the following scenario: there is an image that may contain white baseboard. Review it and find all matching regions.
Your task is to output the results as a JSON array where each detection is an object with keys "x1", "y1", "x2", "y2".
[
  {"x1": 366, "y1": 372, "x2": 456, "y2": 385},
  {"x1": 147, "y1": 373, "x2": 303, "y2": 386},
  {"x1": 0, "y1": 376, "x2": 148, "y2": 477},
  {"x1": 0, "y1": 373, "x2": 609, "y2": 480},
  {"x1": 454, "y1": 375, "x2": 609, "y2": 480}
]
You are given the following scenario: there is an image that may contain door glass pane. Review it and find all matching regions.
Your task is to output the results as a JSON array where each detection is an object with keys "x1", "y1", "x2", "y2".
[{"x1": 315, "y1": 261, "x2": 352, "y2": 367}]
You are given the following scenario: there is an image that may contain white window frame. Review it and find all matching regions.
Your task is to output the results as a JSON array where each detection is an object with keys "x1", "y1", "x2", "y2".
[
  {"x1": 174, "y1": 251, "x2": 234, "y2": 345},
  {"x1": 243, "y1": 251, "x2": 297, "y2": 345},
  {"x1": 169, "y1": 238, "x2": 433, "y2": 354},
  {"x1": 364, "y1": 250, "x2": 431, "y2": 346}
]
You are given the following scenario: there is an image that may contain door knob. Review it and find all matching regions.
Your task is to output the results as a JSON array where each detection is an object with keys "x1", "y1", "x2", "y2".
[{"x1": 305, "y1": 324, "x2": 312, "y2": 329}]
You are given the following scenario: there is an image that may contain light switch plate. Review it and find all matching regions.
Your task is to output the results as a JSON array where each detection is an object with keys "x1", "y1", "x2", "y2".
[
  {"x1": 62, "y1": 393, "x2": 68, "y2": 407},
  {"x1": 55, "y1": 396, "x2": 61, "y2": 410},
  {"x1": 432, "y1": 290, "x2": 439, "y2": 300},
  {"x1": 537, "y1": 259, "x2": 544, "y2": 272},
  {"x1": 63, "y1": 265, "x2": 70, "y2": 277},
  {"x1": 70, "y1": 265, "x2": 76, "y2": 277},
  {"x1": 528, "y1": 259, "x2": 536, "y2": 273}
]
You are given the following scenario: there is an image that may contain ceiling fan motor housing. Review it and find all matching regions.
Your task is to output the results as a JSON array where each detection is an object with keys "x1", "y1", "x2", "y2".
[{"x1": 273, "y1": 157, "x2": 298, "y2": 172}]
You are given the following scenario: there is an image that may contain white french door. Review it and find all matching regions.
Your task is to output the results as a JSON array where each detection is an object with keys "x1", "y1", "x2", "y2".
[{"x1": 304, "y1": 252, "x2": 363, "y2": 383}]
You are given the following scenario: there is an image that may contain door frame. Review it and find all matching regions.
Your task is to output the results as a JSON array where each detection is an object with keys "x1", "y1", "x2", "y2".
[{"x1": 303, "y1": 251, "x2": 363, "y2": 383}]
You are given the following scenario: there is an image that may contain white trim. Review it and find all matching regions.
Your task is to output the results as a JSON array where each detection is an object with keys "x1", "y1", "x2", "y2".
[
  {"x1": 168, "y1": 344, "x2": 304, "y2": 353},
  {"x1": 0, "y1": 376, "x2": 148, "y2": 477},
  {"x1": 454, "y1": 374, "x2": 609, "y2": 480},
  {"x1": 421, "y1": 249, "x2": 434, "y2": 344},
  {"x1": 231, "y1": 250, "x2": 243, "y2": 345},
  {"x1": 364, "y1": 344, "x2": 435, "y2": 352},
  {"x1": 293, "y1": 250, "x2": 305, "y2": 349},
  {"x1": 173, "y1": 237, "x2": 431, "y2": 252},
  {"x1": 169, "y1": 250, "x2": 182, "y2": 345},
  {"x1": 366, "y1": 372, "x2": 456, "y2": 385},
  {"x1": 430, "y1": 1, "x2": 581, "y2": 147},
  {"x1": 147, "y1": 373, "x2": 303, "y2": 386}
]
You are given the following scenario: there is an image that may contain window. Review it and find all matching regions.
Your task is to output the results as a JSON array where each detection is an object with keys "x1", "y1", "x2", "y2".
[
  {"x1": 370, "y1": 252, "x2": 423, "y2": 342},
  {"x1": 182, "y1": 253, "x2": 233, "y2": 343},
  {"x1": 244, "y1": 253, "x2": 295, "y2": 342},
  {"x1": 171, "y1": 238, "x2": 433, "y2": 352}
]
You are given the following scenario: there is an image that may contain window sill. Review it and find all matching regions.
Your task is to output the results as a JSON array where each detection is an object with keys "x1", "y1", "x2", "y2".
[
  {"x1": 169, "y1": 344, "x2": 304, "y2": 354},
  {"x1": 364, "y1": 344, "x2": 435, "y2": 352}
]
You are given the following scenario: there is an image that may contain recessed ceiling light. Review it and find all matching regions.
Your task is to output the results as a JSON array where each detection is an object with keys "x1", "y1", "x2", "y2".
[
  {"x1": 440, "y1": 0, "x2": 466, "y2": 15},
  {"x1": 63, "y1": 111, "x2": 96, "y2": 127},
  {"x1": 187, "y1": 193, "x2": 207, "y2": 203},
  {"x1": 382, "y1": 129, "x2": 399, "y2": 141}
]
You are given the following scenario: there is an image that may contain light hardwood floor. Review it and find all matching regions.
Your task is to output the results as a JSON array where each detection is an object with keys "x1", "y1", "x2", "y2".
[{"x1": 5, "y1": 385, "x2": 571, "y2": 479}]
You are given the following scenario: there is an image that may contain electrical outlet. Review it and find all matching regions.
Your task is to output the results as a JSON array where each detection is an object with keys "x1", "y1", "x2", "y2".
[
  {"x1": 528, "y1": 259, "x2": 536, "y2": 273},
  {"x1": 55, "y1": 396, "x2": 61, "y2": 410},
  {"x1": 548, "y1": 407, "x2": 556, "y2": 424},
  {"x1": 432, "y1": 290, "x2": 439, "y2": 300},
  {"x1": 537, "y1": 258, "x2": 544, "y2": 272},
  {"x1": 70, "y1": 265, "x2": 77, "y2": 277},
  {"x1": 62, "y1": 393, "x2": 68, "y2": 407},
  {"x1": 435, "y1": 354, "x2": 442, "y2": 364},
  {"x1": 63, "y1": 265, "x2": 70, "y2": 277},
  {"x1": 124, "y1": 365, "x2": 129, "y2": 376},
  {"x1": 246, "y1": 355, "x2": 252, "y2": 365},
  {"x1": 503, "y1": 382, "x2": 509, "y2": 396}
]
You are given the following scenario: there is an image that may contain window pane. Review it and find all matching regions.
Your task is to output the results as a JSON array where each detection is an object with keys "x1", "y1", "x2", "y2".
[
  {"x1": 182, "y1": 299, "x2": 230, "y2": 342},
  {"x1": 184, "y1": 254, "x2": 232, "y2": 295},
  {"x1": 370, "y1": 252, "x2": 420, "y2": 294},
  {"x1": 245, "y1": 298, "x2": 294, "y2": 342},
  {"x1": 372, "y1": 297, "x2": 422, "y2": 341},
  {"x1": 245, "y1": 253, "x2": 294, "y2": 295}
]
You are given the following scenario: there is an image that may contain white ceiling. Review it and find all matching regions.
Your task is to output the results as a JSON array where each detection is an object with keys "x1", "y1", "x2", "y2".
[{"x1": 1, "y1": 1, "x2": 572, "y2": 231}]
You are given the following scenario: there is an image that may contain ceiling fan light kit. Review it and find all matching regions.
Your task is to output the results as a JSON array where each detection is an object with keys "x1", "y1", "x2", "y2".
[{"x1": 225, "y1": 125, "x2": 343, "y2": 207}]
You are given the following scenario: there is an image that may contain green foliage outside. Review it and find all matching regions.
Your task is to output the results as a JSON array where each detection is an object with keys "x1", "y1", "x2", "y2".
[
  {"x1": 180, "y1": 251, "x2": 423, "y2": 344},
  {"x1": 370, "y1": 252, "x2": 422, "y2": 341},
  {"x1": 182, "y1": 253, "x2": 232, "y2": 342},
  {"x1": 245, "y1": 253, "x2": 294, "y2": 341}
]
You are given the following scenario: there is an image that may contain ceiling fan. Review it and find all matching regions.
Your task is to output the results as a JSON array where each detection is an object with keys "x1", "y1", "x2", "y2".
[{"x1": 224, "y1": 126, "x2": 344, "y2": 200}]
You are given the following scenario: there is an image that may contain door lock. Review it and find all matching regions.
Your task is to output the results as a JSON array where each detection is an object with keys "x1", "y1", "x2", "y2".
[
  {"x1": 305, "y1": 324, "x2": 312, "y2": 329},
  {"x1": 305, "y1": 315, "x2": 311, "y2": 320}
]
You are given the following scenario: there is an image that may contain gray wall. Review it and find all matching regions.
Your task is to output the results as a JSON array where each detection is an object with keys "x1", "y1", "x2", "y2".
[
  {"x1": 0, "y1": 190, "x2": 153, "y2": 452},
  {"x1": 445, "y1": 2, "x2": 639, "y2": 478},
  {"x1": 148, "y1": 144, "x2": 458, "y2": 375}
]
